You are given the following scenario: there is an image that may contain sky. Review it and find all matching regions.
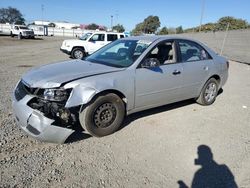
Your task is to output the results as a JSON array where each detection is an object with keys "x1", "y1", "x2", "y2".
[{"x1": 1, "y1": 0, "x2": 250, "y2": 31}]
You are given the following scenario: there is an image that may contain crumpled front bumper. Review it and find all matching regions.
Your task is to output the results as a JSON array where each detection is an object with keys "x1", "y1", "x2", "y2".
[{"x1": 12, "y1": 94, "x2": 74, "y2": 144}]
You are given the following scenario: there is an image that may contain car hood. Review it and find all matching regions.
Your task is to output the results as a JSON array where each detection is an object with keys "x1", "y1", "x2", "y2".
[
  {"x1": 22, "y1": 59, "x2": 125, "y2": 88},
  {"x1": 63, "y1": 39, "x2": 87, "y2": 45},
  {"x1": 20, "y1": 29, "x2": 33, "y2": 32}
]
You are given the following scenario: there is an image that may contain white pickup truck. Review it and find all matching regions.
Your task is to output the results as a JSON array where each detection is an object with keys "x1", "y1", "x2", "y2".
[
  {"x1": 60, "y1": 32, "x2": 126, "y2": 59},
  {"x1": 10, "y1": 25, "x2": 35, "y2": 39}
]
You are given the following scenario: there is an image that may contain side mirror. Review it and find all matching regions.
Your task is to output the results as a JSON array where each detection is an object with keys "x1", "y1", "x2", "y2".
[{"x1": 141, "y1": 58, "x2": 160, "y2": 68}]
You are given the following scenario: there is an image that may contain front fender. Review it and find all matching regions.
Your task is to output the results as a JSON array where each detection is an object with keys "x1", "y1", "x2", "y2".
[
  {"x1": 65, "y1": 85, "x2": 98, "y2": 108},
  {"x1": 64, "y1": 79, "x2": 117, "y2": 108}
]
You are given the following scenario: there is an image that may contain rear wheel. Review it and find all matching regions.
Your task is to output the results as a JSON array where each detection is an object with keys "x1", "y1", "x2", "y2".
[
  {"x1": 71, "y1": 48, "x2": 85, "y2": 59},
  {"x1": 196, "y1": 78, "x2": 218, "y2": 105},
  {"x1": 79, "y1": 93, "x2": 125, "y2": 137},
  {"x1": 10, "y1": 32, "x2": 14, "y2": 38}
]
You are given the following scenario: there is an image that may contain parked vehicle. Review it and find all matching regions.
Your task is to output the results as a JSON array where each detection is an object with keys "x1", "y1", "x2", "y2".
[
  {"x1": 60, "y1": 31, "x2": 125, "y2": 59},
  {"x1": 10, "y1": 25, "x2": 35, "y2": 39},
  {"x1": 12, "y1": 36, "x2": 229, "y2": 143}
]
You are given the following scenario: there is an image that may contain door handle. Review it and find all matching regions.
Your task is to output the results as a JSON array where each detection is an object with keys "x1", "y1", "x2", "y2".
[{"x1": 172, "y1": 70, "x2": 181, "y2": 75}]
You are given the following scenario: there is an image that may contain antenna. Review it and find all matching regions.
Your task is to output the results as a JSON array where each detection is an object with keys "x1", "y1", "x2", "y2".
[
  {"x1": 111, "y1": 15, "x2": 113, "y2": 30},
  {"x1": 41, "y1": 4, "x2": 44, "y2": 26}
]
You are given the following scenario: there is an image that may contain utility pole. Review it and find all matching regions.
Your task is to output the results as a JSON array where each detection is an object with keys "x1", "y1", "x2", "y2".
[
  {"x1": 110, "y1": 15, "x2": 113, "y2": 30},
  {"x1": 199, "y1": 0, "x2": 205, "y2": 32},
  {"x1": 41, "y1": 4, "x2": 44, "y2": 26},
  {"x1": 220, "y1": 23, "x2": 230, "y2": 56}
]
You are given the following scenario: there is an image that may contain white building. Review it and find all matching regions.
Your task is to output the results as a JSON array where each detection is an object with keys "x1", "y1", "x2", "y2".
[{"x1": 34, "y1": 20, "x2": 80, "y2": 29}]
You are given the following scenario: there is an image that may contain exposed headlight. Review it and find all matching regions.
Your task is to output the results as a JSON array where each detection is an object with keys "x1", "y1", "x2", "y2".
[{"x1": 43, "y1": 88, "x2": 71, "y2": 101}]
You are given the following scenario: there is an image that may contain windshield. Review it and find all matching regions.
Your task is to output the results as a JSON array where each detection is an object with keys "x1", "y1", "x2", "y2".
[
  {"x1": 86, "y1": 39, "x2": 152, "y2": 68},
  {"x1": 80, "y1": 33, "x2": 92, "y2": 40},
  {"x1": 19, "y1": 26, "x2": 29, "y2": 30}
]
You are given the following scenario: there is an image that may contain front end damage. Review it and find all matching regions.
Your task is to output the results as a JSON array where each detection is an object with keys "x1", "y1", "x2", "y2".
[{"x1": 12, "y1": 80, "x2": 87, "y2": 143}]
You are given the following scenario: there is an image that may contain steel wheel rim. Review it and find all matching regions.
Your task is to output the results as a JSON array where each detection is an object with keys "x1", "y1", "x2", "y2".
[
  {"x1": 93, "y1": 103, "x2": 116, "y2": 128},
  {"x1": 204, "y1": 82, "x2": 217, "y2": 102},
  {"x1": 74, "y1": 50, "x2": 83, "y2": 59}
]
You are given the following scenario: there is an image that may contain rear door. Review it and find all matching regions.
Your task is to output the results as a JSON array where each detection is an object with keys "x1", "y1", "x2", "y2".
[
  {"x1": 107, "y1": 34, "x2": 118, "y2": 45},
  {"x1": 176, "y1": 40, "x2": 213, "y2": 99}
]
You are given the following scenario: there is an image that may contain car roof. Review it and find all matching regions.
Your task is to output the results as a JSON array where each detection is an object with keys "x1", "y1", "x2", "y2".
[
  {"x1": 92, "y1": 31, "x2": 125, "y2": 35},
  {"x1": 122, "y1": 35, "x2": 204, "y2": 44}
]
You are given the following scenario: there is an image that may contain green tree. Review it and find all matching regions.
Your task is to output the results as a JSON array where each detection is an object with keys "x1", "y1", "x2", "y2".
[
  {"x1": 132, "y1": 15, "x2": 161, "y2": 35},
  {"x1": 112, "y1": 24, "x2": 125, "y2": 32},
  {"x1": 217, "y1": 16, "x2": 248, "y2": 30},
  {"x1": 143, "y1": 15, "x2": 160, "y2": 33},
  {"x1": 176, "y1": 26, "x2": 183, "y2": 34},
  {"x1": 0, "y1": 7, "x2": 25, "y2": 24},
  {"x1": 86, "y1": 23, "x2": 99, "y2": 30},
  {"x1": 157, "y1": 27, "x2": 169, "y2": 35},
  {"x1": 131, "y1": 22, "x2": 144, "y2": 36}
]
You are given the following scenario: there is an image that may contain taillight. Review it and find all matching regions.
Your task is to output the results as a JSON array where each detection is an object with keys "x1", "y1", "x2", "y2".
[{"x1": 226, "y1": 61, "x2": 229, "y2": 69}]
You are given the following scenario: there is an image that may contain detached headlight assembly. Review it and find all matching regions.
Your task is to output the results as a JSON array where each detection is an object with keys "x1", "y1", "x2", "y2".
[{"x1": 43, "y1": 88, "x2": 71, "y2": 101}]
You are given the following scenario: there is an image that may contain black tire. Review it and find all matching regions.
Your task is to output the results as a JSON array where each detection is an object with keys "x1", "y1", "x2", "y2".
[
  {"x1": 10, "y1": 32, "x2": 14, "y2": 38},
  {"x1": 79, "y1": 93, "x2": 125, "y2": 137},
  {"x1": 196, "y1": 78, "x2": 219, "y2": 105},
  {"x1": 71, "y1": 48, "x2": 85, "y2": 59},
  {"x1": 18, "y1": 33, "x2": 22, "y2": 40}
]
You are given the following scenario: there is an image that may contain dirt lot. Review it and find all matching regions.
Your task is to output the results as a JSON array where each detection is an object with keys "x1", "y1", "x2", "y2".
[{"x1": 0, "y1": 36, "x2": 250, "y2": 188}]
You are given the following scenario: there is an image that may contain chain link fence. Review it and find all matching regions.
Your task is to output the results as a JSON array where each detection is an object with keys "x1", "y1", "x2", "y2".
[{"x1": 180, "y1": 29, "x2": 250, "y2": 64}]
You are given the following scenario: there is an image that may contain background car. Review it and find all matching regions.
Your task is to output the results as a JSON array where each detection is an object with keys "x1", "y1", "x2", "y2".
[
  {"x1": 10, "y1": 25, "x2": 35, "y2": 39},
  {"x1": 60, "y1": 31, "x2": 126, "y2": 59}
]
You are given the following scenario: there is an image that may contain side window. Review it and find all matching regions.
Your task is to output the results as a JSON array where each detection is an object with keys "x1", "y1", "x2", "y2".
[
  {"x1": 15, "y1": 26, "x2": 19, "y2": 30},
  {"x1": 90, "y1": 34, "x2": 105, "y2": 41},
  {"x1": 146, "y1": 41, "x2": 176, "y2": 65},
  {"x1": 178, "y1": 41, "x2": 211, "y2": 62},
  {"x1": 120, "y1": 35, "x2": 124, "y2": 38},
  {"x1": 107, "y1": 34, "x2": 118, "y2": 41}
]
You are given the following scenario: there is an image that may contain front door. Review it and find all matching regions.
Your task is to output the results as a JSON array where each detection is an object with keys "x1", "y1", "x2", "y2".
[
  {"x1": 88, "y1": 33, "x2": 106, "y2": 54},
  {"x1": 135, "y1": 40, "x2": 184, "y2": 109}
]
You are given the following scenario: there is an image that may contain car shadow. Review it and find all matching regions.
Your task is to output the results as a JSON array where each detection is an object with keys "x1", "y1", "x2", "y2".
[
  {"x1": 66, "y1": 99, "x2": 195, "y2": 143},
  {"x1": 66, "y1": 90, "x2": 224, "y2": 144},
  {"x1": 120, "y1": 99, "x2": 195, "y2": 131},
  {"x1": 65, "y1": 131, "x2": 91, "y2": 143}
]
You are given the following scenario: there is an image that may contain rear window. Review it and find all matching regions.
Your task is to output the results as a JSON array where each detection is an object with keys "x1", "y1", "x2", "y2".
[
  {"x1": 120, "y1": 35, "x2": 125, "y2": 38},
  {"x1": 107, "y1": 34, "x2": 118, "y2": 41},
  {"x1": 178, "y1": 40, "x2": 212, "y2": 62}
]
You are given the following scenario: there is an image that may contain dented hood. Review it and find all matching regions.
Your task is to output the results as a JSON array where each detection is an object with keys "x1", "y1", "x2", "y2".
[{"x1": 22, "y1": 59, "x2": 124, "y2": 88}]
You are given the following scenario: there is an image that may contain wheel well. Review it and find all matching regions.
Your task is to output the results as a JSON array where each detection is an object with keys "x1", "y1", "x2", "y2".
[
  {"x1": 72, "y1": 46, "x2": 85, "y2": 52},
  {"x1": 93, "y1": 89, "x2": 127, "y2": 109},
  {"x1": 210, "y1": 75, "x2": 221, "y2": 84}
]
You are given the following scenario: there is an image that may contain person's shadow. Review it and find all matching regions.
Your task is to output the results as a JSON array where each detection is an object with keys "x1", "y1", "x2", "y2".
[{"x1": 178, "y1": 145, "x2": 238, "y2": 188}]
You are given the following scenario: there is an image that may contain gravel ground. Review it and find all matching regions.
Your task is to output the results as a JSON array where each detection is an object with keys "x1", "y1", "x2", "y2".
[{"x1": 0, "y1": 36, "x2": 250, "y2": 188}]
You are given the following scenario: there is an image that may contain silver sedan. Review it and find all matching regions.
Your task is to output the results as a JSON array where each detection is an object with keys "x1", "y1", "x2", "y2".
[{"x1": 12, "y1": 36, "x2": 229, "y2": 143}]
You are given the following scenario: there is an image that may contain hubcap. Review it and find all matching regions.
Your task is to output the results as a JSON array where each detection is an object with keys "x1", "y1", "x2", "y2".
[
  {"x1": 74, "y1": 50, "x2": 83, "y2": 59},
  {"x1": 204, "y1": 82, "x2": 217, "y2": 102},
  {"x1": 93, "y1": 103, "x2": 116, "y2": 128}
]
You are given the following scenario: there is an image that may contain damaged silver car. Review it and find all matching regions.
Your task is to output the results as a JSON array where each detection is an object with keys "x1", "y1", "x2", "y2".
[{"x1": 12, "y1": 36, "x2": 229, "y2": 143}]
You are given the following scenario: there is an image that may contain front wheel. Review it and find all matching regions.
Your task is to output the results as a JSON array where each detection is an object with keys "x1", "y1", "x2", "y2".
[
  {"x1": 10, "y1": 32, "x2": 14, "y2": 38},
  {"x1": 71, "y1": 48, "x2": 85, "y2": 59},
  {"x1": 79, "y1": 93, "x2": 125, "y2": 137},
  {"x1": 196, "y1": 78, "x2": 218, "y2": 105}
]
